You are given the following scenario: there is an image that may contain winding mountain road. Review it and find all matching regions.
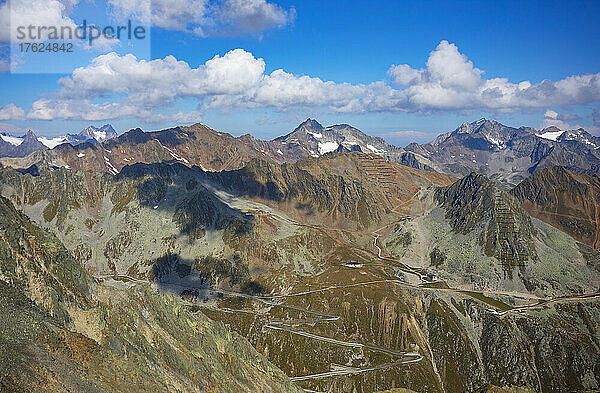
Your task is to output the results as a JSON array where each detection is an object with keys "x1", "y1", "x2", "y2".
[
  {"x1": 95, "y1": 274, "x2": 424, "y2": 382},
  {"x1": 93, "y1": 198, "x2": 600, "y2": 388}
]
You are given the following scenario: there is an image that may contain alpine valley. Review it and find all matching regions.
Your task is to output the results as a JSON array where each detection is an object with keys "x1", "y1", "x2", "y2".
[{"x1": 1, "y1": 118, "x2": 599, "y2": 393}]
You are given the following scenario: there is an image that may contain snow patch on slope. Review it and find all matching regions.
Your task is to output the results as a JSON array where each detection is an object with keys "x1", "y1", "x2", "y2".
[
  {"x1": 537, "y1": 129, "x2": 565, "y2": 141},
  {"x1": 38, "y1": 136, "x2": 69, "y2": 149},
  {"x1": 0, "y1": 134, "x2": 23, "y2": 146},
  {"x1": 366, "y1": 144, "x2": 385, "y2": 154},
  {"x1": 318, "y1": 141, "x2": 339, "y2": 154},
  {"x1": 306, "y1": 131, "x2": 323, "y2": 139}
]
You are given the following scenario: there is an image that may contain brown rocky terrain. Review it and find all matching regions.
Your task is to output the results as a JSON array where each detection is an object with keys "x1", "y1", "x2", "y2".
[
  {"x1": 0, "y1": 123, "x2": 309, "y2": 175},
  {"x1": 0, "y1": 119, "x2": 436, "y2": 177},
  {"x1": 213, "y1": 152, "x2": 454, "y2": 229},
  {"x1": 512, "y1": 166, "x2": 600, "y2": 249}
]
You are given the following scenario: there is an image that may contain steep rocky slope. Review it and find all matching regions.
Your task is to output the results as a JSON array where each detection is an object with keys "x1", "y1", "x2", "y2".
[
  {"x1": 512, "y1": 166, "x2": 600, "y2": 249},
  {"x1": 435, "y1": 173, "x2": 537, "y2": 273},
  {"x1": 0, "y1": 195, "x2": 303, "y2": 392},
  {"x1": 213, "y1": 152, "x2": 453, "y2": 229}
]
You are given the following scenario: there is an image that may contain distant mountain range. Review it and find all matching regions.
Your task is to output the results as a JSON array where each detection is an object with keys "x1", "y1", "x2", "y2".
[
  {"x1": 275, "y1": 119, "x2": 437, "y2": 171},
  {"x1": 2, "y1": 119, "x2": 600, "y2": 187},
  {"x1": 4, "y1": 117, "x2": 600, "y2": 254},
  {"x1": 0, "y1": 124, "x2": 117, "y2": 158},
  {"x1": 406, "y1": 118, "x2": 600, "y2": 186}
]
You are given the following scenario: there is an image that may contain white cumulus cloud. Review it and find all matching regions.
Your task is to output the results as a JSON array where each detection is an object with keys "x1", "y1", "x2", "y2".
[
  {"x1": 0, "y1": 41, "x2": 596, "y2": 122},
  {"x1": 0, "y1": 0, "x2": 79, "y2": 42},
  {"x1": 542, "y1": 110, "x2": 584, "y2": 130},
  {"x1": 388, "y1": 40, "x2": 600, "y2": 112},
  {"x1": 0, "y1": 104, "x2": 25, "y2": 120}
]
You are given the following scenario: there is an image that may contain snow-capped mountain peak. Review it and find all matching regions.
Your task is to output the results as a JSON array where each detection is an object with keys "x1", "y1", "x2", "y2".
[
  {"x1": 273, "y1": 119, "x2": 402, "y2": 161},
  {"x1": 557, "y1": 128, "x2": 600, "y2": 148},
  {"x1": 79, "y1": 124, "x2": 117, "y2": 142},
  {"x1": 0, "y1": 124, "x2": 118, "y2": 158}
]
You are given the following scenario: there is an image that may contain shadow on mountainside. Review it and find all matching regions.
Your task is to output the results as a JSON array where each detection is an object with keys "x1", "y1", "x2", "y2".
[
  {"x1": 114, "y1": 162, "x2": 255, "y2": 237},
  {"x1": 149, "y1": 252, "x2": 267, "y2": 300}
]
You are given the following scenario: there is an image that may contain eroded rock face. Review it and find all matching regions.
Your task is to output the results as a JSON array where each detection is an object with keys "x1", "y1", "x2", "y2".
[
  {"x1": 426, "y1": 298, "x2": 486, "y2": 392},
  {"x1": 481, "y1": 305, "x2": 600, "y2": 392}
]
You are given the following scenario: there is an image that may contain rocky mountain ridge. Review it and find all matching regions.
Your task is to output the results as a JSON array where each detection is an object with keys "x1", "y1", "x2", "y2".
[
  {"x1": 0, "y1": 130, "x2": 47, "y2": 158},
  {"x1": 3, "y1": 118, "x2": 599, "y2": 187},
  {"x1": 406, "y1": 118, "x2": 600, "y2": 186}
]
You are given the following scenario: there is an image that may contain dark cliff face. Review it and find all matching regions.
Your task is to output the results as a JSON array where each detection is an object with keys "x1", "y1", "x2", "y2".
[
  {"x1": 435, "y1": 173, "x2": 537, "y2": 272},
  {"x1": 512, "y1": 166, "x2": 600, "y2": 249}
]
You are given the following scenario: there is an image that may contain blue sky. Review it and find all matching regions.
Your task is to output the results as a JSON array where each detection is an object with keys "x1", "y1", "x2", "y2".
[{"x1": 0, "y1": 0, "x2": 599, "y2": 146}]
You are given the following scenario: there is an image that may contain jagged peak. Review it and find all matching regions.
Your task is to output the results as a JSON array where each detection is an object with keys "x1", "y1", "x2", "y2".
[
  {"x1": 297, "y1": 118, "x2": 324, "y2": 131},
  {"x1": 115, "y1": 127, "x2": 149, "y2": 144},
  {"x1": 98, "y1": 124, "x2": 115, "y2": 131},
  {"x1": 122, "y1": 127, "x2": 145, "y2": 136},
  {"x1": 186, "y1": 122, "x2": 210, "y2": 129},
  {"x1": 24, "y1": 129, "x2": 37, "y2": 138},
  {"x1": 273, "y1": 118, "x2": 324, "y2": 141},
  {"x1": 455, "y1": 118, "x2": 498, "y2": 134}
]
